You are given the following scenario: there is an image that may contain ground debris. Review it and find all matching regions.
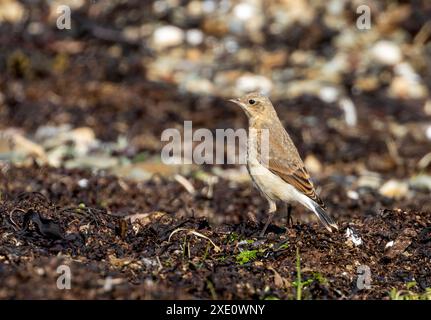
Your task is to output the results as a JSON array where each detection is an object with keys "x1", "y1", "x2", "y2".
[
  {"x1": 384, "y1": 228, "x2": 417, "y2": 260},
  {"x1": 0, "y1": 166, "x2": 430, "y2": 299},
  {"x1": 22, "y1": 209, "x2": 64, "y2": 240}
]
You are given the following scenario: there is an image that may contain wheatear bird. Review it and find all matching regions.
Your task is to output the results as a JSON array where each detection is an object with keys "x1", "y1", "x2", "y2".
[{"x1": 230, "y1": 92, "x2": 338, "y2": 236}]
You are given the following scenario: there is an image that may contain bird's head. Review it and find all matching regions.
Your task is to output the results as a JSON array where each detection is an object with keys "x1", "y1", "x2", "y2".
[{"x1": 229, "y1": 92, "x2": 276, "y2": 120}]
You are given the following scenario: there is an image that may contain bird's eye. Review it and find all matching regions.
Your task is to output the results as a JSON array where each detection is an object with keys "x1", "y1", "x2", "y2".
[{"x1": 248, "y1": 99, "x2": 256, "y2": 105}]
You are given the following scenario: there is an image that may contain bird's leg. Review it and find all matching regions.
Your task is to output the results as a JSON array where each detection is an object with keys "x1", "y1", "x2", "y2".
[
  {"x1": 260, "y1": 200, "x2": 276, "y2": 237},
  {"x1": 286, "y1": 203, "x2": 293, "y2": 227}
]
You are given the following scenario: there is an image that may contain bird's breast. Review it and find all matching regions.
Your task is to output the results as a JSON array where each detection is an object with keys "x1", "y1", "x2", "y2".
[{"x1": 247, "y1": 137, "x2": 300, "y2": 204}]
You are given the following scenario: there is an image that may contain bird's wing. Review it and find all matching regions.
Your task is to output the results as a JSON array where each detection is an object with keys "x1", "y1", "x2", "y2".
[{"x1": 263, "y1": 129, "x2": 326, "y2": 208}]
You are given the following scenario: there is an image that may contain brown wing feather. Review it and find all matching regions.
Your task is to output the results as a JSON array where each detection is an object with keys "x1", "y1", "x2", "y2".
[
  {"x1": 268, "y1": 158, "x2": 325, "y2": 208},
  {"x1": 257, "y1": 124, "x2": 325, "y2": 208}
]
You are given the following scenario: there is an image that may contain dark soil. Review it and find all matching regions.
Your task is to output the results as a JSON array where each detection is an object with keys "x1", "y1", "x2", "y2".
[{"x1": 0, "y1": 163, "x2": 430, "y2": 299}]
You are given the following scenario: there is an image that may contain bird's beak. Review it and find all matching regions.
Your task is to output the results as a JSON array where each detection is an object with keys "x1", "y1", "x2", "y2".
[
  {"x1": 229, "y1": 98, "x2": 251, "y2": 117},
  {"x1": 229, "y1": 98, "x2": 243, "y2": 107}
]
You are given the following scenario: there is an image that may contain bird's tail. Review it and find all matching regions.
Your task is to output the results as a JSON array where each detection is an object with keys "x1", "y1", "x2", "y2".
[{"x1": 311, "y1": 204, "x2": 339, "y2": 232}]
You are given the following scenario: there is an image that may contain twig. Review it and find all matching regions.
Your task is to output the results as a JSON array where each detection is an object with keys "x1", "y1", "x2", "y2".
[
  {"x1": 168, "y1": 228, "x2": 221, "y2": 253},
  {"x1": 174, "y1": 174, "x2": 196, "y2": 195}
]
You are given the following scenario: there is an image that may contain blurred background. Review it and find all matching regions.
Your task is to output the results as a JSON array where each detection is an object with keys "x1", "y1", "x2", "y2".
[
  {"x1": 0, "y1": 0, "x2": 431, "y2": 209},
  {"x1": 1, "y1": 0, "x2": 431, "y2": 205},
  {"x1": 1, "y1": 0, "x2": 431, "y2": 300}
]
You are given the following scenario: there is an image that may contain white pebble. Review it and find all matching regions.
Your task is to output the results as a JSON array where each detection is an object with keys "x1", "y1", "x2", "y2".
[
  {"x1": 202, "y1": 0, "x2": 216, "y2": 13},
  {"x1": 224, "y1": 38, "x2": 239, "y2": 53},
  {"x1": 345, "y1": 227, "x2": 363, "y2": 246},
  {"x1": 233, "y1": 3, "x2": 256, "y2": 21},
  {"x1": 78, "y1": 178, "x2": 89, "y2": 188},
  {"x1": 152, "y1": 25, "x2": 184, "y2": 50},
  {"x1": 186, "y1": 29, "x2": 204, "y2": 46},
  {"x1": 426, "y1": 126, "x2": 431, "y2": 141},
  {"x1": 236, "y1": 74, "x2": 273, "y2": 94},
  {"x1": 385, "y1": 241, "x2": 394, "y2": 249},
  {"x1": 347, "y1": 190, "x2": 359, "y2": 200},
  {"x1": 319, "y1": 86, "x2": 339, "y2": 103},
  {"x1": 370, "y1": 40, "x2": 402, "y2": 66},
  {"x1": 379, "y1": 179, "x2": 409, "y2": 199},
  {"x1": 394, "y1": 62, "x2": 420, "y2": 82},
  {"x1": 339, "y1": 97, "x2": 358, "y2": 127}
]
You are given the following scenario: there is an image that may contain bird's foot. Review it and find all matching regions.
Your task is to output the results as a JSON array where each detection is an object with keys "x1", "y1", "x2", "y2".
[{"x1": 286, "y1": 204, "x2": 294, "y2": 228}]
